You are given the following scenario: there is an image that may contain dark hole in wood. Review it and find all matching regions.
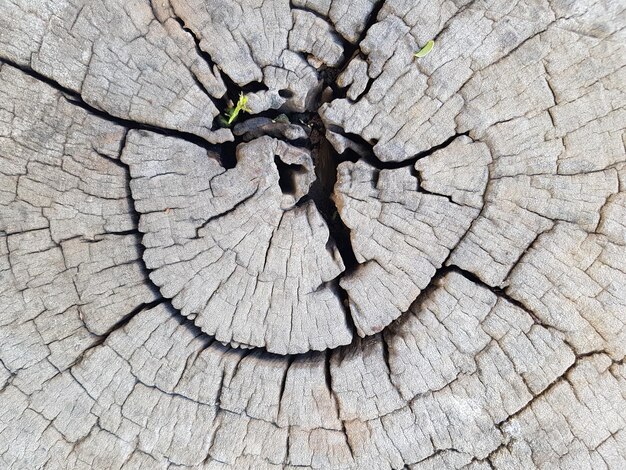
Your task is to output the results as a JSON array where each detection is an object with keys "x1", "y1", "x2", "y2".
[
  {"x1": 274, "y1": 155, "x2": 305, "y2": 195},
  {"x1": 218, "y1": 140, "x2": 238, "y2": 169}
]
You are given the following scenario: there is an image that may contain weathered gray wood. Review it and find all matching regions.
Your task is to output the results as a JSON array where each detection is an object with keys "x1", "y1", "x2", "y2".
[
  {"x1": 334, "y1": 157, "x2": 481, "y2": 335},
  {"x1": 1, "y1": 0, "x2": 625, "y2": 469},
  {"x1": 122, "y1": 132, "x2": 350, "y2": 354}
]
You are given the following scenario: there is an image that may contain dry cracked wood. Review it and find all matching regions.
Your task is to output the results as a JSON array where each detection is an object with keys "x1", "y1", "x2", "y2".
[{"x1": 0, "y1": 0, "x2": 625, "y2": 469}]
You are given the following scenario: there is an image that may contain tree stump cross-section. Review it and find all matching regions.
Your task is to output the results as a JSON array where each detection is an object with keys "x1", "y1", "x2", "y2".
[{"x1": 0, "y1": 0, "x2": 625, "y2": 469}]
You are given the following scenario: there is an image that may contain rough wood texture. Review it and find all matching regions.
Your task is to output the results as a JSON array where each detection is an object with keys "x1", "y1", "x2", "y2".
[{"x1": 0, "y1": 0, "x2": 625, "y2": 469}]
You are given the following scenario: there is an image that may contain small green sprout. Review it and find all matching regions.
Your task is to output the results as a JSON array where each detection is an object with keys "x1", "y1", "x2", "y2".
[
  {"x1": 225, "y1": 92, "x2": 251, "y2": 126},
  {"x1": 414, "y1": 39, "x2": 434, "y2": 58}
]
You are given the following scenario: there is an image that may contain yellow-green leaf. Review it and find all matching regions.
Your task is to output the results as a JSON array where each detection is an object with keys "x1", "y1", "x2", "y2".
[
  {"x1": 414, "y1": 40, "x2": 434, "y2": 58},
  {"x1": 225, "y1": 93, "x2": 251, "y2": 125}
]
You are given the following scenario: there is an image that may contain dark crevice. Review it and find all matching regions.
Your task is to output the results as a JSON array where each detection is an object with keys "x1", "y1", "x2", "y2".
[
  {"x1": 277, "y1": 356, "x2": 295, "y2": 413},
  {"x1": 442, "y1": 265, "x2": 545, "y2": 323},
  {"x1": 225, "y1": 75, "x2": 269, "y2": 96},
  {"x1": 93, "y1": 149, "x2": 127, "y2": 169},
  {"x1": 306, "y1": 117, "x2": 359, "y2": 272},
  {"x1": 340, "y1": 417, "x2": 356, "y2": 461},
  {"x1": 214, "y1": 140, "x2": 239, "y2": 169},
  {"x1": 499, "y1": 227, "x2": 551, "y2": 284},
  {"x1": 355, "y1": 80, "x2": 376, "y2": 103},
  {"x1": 319, "y1": 66, "x2": 346, "y2": 99},
  {"x1": 323, "y1": 350, "x2": 333, "y2": 391},
  {"x1": 413, "y1": 170, "x2": 455, "y2": 203},
  {"x1": 326, "y1": 125, "x2": 470, "y2": 170},
  {"x1": 103, "y1": 299, "x2": 165, "y2": 337},
  {"x1": 71, "y1": 298, "x2": 165, "y2": 368},
  {"x1": 246, "y1": 107, "x2": 297, "y2": 123},
  {"x1": 303, "y1": 119, "x2": 359, "y2": 337},
  {"x1": 495, "y1": 350, "x2": 608, "y2": 429},
  {"x1": 100, "y1": 229, "x2": 142, "y2": 237},
  {"x1": 375, "y1": 255, "x2": 553, "y2": 365},
  {"x1": 0, "y1": 58, "x2": 223, "y2": 154},
  {"x1": 116, "y1": 129, "x2": 141, "y2": 230},
  {"x1": 331, "y1": 221, "x2": 358, "y2": 272},
  {"x1": 329, "y1": 277, "x2": 358, "y2": 337},
  {"x1": 380, "y1": 334, "x2": 393, "y2": 374},
  {"x1": 386, "y1": 271, "x2": 444, "y2": 333},
  {"x1": 192, "y1": 189, "x2": 259, "y2": 239},
  {"x1": 115, "y1": 130, "x2": 167, "y2": 304},
  {"x1": 274, "y1": 155, "x2": 306, "y2": 195}
]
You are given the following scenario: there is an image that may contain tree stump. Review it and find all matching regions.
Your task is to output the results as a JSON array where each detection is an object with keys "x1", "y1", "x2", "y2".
[{"x1": 1, "y1": 0, "x2": 625, "y2": 468}]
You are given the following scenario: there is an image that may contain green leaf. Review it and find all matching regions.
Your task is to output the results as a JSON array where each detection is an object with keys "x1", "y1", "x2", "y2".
[
  {"x1": 414, "y1": 39, "x2": 434, "y2": 58},
  {"x1": 225, "y1": 92, "x2": 251, "y2": 126}
]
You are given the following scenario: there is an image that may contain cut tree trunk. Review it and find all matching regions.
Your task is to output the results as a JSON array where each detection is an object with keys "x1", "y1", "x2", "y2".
[{"x1": 1, "y1": 0, "x2": 625, "y2": 469}]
